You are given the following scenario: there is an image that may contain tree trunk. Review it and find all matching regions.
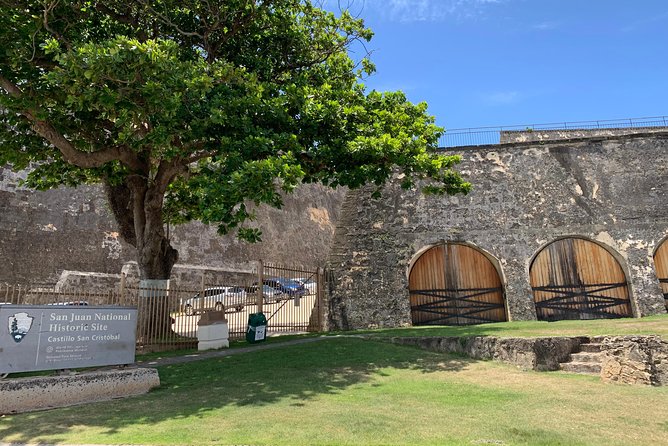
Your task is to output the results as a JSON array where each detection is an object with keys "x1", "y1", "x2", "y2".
[
  {"x1": 106, "y1": 178, "x2": 180, "y2": 347},
  {"x1": 105, "y1": 179, "x2": 179, "y2": 280}
]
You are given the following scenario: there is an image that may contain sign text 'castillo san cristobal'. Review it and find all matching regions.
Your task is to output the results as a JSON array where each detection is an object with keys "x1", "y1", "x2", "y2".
[{"x1": 1, "y1": 305, "x2": 137, "y2": 374}]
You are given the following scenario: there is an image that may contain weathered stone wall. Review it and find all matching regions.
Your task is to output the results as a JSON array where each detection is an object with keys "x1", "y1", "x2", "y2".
[
  {"x1": 327, "y1": 132, "x2": 668, "y2": 330},
  {"x1": 387, "y1": 336, "x2": 585, "y2": 371},
  {"x1": 0, "y1": 167, "x2": 345, "y2": 285},
  {"x1": 600, "y1": 335, "x2": 668, "y2": 386},
  {"x1": 386, "y1": 335, "x2": 668, "y2": 385},
  {"x1": 501, "y1": 126, "x2": 668, "y2": 144}
]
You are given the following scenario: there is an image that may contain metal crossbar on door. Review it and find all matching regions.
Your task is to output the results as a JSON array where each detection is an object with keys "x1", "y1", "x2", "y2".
[
  {"x1": 660, "y1": 278, "x2": 668, "y2": 308},
  {"x1": 410, "y1": 286, "x2": 505, "y2": 325},
  {"x1": 532, "y1": 282, "x2": 630, "y2": 319}
]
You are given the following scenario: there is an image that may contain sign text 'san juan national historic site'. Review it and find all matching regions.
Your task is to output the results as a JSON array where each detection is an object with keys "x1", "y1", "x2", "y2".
[{"x1": 0, "y1": 305, "x2": 137, "y2": 374}]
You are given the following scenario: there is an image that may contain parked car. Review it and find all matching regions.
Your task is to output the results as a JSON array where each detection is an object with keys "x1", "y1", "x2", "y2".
[
  {"x1": 245, "y1": 284, "x2": 285, "y2": 303},
  {"x1": 294, "y1": 277, "x2": 317, "y2": 295},
  {"x1": 47, "y1": 301, "x2": 89, "y2": 306},
  {"x1": 180, "y1": 286, "x2": 247, "y2": 315},
  {"x1": 261, "y1": 278, "x2": 306, "y2": 298}
]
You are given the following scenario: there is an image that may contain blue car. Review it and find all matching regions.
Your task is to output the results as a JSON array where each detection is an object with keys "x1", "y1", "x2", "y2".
[{"x1": 262, "y1": 278, "x2": 306, "y2": 298}]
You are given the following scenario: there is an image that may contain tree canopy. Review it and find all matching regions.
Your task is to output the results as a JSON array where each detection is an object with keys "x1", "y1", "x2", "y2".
[{"x1": 0, "y1": 0, "x2": 470, "y2": 280}]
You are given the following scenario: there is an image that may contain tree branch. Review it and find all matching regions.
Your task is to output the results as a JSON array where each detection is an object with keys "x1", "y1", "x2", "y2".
[
  {"x1": 154, "y1": 158, "x2": 188, "y2": 195},
  {"x1": 0, "y1": 74, "x2": 145, "y2": 171},
  {"x1": 42, "y1": 0, "x2": 72, "y2": 51},
  {"x1": 138, "y1": 0, "x2": 204, "y2": 39}
]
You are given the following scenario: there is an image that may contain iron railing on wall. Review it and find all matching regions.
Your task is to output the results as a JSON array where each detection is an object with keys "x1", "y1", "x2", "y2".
[
  {"x1": 0, "y1": 262, "x2": 327, "y2": 354},
  {"x1": 438, "y1": 115, "x2": 668, "y2": 148}
]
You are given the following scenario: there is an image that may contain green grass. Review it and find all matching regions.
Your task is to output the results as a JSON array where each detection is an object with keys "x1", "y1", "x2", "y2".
[
  {"x1": 347, "y1": 314, "x2": 668, "y2": 340},
  {"x1": 134, "y1": 332, "x2": 319, "y2": 363},
  {"x1": 2, "y1": 336, "x2": 667, "y2": 446}
]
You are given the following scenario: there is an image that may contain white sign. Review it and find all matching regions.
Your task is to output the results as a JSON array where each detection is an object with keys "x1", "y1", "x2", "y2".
[
  {"x1": 0, "y1": 305, "x2": 137, "y2": 374},
  {"x1": 254, "y1": 325, "x2": 266, "y2": 341}
]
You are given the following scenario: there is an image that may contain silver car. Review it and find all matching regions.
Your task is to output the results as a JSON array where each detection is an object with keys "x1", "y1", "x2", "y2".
[
  {"x1": 181, "y1": 286, "x2": 248, "y2": 315},
  {"x1": 245, "y1": 285, "x2": 285, "y2": 304}
]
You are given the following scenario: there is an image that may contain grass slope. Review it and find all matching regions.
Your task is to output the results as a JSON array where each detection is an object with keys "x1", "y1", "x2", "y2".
[
  {"x1": 354, "y1": 314, "x2": 668, "y2": 340},
  {"x1": 1, "y1": 336, "x2": 667, "y2": 446}
]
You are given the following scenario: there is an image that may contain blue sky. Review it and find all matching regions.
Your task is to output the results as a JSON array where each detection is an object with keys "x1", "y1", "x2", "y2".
[{"x1": 324, "y1": 0, "x2": 668, "y2": 130}]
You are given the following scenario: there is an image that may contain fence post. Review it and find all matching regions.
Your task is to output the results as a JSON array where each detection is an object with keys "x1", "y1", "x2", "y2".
[
  {"x1": 119, "y1": 273, "x2": 127, "y2": 306},
  {"x1": 200, "y1": 274, "x2": 206, "y2": 314},
  {"x1": 317, "y1": 267, "x2": 325, "y2": 331},
  {"x1": 256, "y1": 260, "x2": 264, "y2": 314}
]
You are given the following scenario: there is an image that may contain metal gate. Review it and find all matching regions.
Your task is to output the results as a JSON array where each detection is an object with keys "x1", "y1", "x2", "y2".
[
  {"x1": 0, "y1": 263, "x2": 326, "y2": 354},
  {"x1": 653, "y1": 239, "x2": 668, "y2": 311},
  {"x1": 409, "y1": 243, "x2": 507, "y2": 326},
  {"x1": 530, "y1": 238, "x2": 632, "y2": 321}
]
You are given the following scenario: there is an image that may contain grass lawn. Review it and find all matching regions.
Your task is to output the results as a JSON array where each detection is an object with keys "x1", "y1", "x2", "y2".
[
  {"x1": 354, "y1": 314, "x2": 668, "y2": 340},
  {"x1": 1, "y1": 334, "x2": 667, "y2": 446}
]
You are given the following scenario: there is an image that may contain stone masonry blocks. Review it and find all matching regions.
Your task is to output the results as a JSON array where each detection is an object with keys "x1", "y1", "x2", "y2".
[{"x1": 327, "y1": 132, "x2": 668, "y2": 330}]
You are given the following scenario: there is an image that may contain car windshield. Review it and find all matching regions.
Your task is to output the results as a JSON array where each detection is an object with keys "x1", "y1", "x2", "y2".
[{"x1": 277, "y1": 278, "x2": 299, "y2": 286}]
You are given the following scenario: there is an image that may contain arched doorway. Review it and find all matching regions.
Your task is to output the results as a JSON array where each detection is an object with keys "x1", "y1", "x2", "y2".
[
  {"x1": 408, "y1": 243, "x2": 507, "y2": 326},
  {"x1": 653, "y1": 239, "x2": 668, "y2": 311},
  {"x1": 530, "y1": 237, "x2": 632, "y2": 321}
]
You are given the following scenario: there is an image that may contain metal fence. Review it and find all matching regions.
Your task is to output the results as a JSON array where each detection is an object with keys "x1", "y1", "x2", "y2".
[
  {"x1": 438, "y1": 116, "x2": 668, "y2": 148},
  {"x1": 0, "y1": 262, "x2": 327, "y2": 353}
]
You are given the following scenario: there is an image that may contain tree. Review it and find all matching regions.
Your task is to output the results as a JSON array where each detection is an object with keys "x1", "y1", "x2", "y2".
[{"x1": 0, "y1": 1, "x2": 470, "y2": 282}]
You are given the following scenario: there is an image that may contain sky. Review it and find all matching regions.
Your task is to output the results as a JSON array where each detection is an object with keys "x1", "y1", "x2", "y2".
[{"x1": 323, "y1": 0, "x2": 668, "y2": 131}]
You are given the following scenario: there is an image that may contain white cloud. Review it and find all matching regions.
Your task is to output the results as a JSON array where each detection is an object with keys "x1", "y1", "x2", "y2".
[
  {"x1": 531, "y1": 21, "x2": 560, "y2": 31},
  {"x1": 324, "y1": 0, "x2": 506, "y2": 23},
  {"x1": 621, "y1": 11, "x2": 668, "y2": 32},
  {"x1": 386, "y1": 0, "x2": 504, "y2": 22},
  {"x1": 481, "y1": 90, "x2": 520, "y2": 105}
]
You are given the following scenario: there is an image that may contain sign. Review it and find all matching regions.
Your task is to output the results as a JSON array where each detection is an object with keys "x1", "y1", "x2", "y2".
[
  {"x1": 254, "y1": 325, "x2": 266, "y2": 341},
  {"x1": 0, "y1": 305, "x2": 137, "y2": 374}
]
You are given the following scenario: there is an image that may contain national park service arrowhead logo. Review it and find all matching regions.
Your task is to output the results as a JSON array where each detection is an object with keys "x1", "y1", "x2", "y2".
[{"x1": 8, "y1": 312, "x2": 33, "y2": 343}]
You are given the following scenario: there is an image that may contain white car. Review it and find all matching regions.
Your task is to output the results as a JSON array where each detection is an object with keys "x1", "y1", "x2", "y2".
[
  {"x1": 180, "y1": 286, "x2": 248, "y2": 315},
  {"x1": 294, "y1": 277, "x2": 317, "y2": 295}
]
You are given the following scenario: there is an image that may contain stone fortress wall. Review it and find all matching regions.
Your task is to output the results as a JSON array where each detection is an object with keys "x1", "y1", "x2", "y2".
[
  {"x1": 0, "y1": 167, "x2": 345, "y2": 287},
  {"x1": 326, "y1": 131, "x2": 668, "y2": 329},
  {"x1": 4, "y1": 128, "x2": 668, "y2": 327}
]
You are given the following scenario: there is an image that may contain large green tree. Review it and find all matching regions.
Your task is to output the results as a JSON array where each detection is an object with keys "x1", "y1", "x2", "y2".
[{"x1": 0, "y1": 0, "x2": 470, "y2": 282}]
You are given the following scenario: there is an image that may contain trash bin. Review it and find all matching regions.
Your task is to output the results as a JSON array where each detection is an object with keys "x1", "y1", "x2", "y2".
[{"x1": 246, "y1": 312, "x2": 267, "y2": 343}]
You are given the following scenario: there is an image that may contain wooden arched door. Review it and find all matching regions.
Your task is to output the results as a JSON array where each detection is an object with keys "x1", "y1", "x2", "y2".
[
  {"x1": 530, "y1": 238, "x2": 632, "y2": 321},
  {"x1": 653, "y1": 239, "x2": 668, "y2": 311},
  {"x1": 409, "y1": 243, "x2": 507, "y2": 326}
]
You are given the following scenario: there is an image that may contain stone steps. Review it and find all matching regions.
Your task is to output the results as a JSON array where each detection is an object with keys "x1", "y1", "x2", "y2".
[
  {"x1": 560, "y1": 360, "x2": 602, "y2": 375},
  {"x1": 578, "y1": 342, "x2": 602, "y2": 353},
  {"x1": 559, "y1": 342, "x2": 603, "y2": 375}
]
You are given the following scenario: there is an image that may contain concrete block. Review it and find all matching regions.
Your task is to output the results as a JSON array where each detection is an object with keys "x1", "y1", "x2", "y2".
[
  {"x1": 198, "y1": 321, "x2": 229, "y2": 351},
  {"x1": 0, "y1": 367, "x2": 160, "y2": 414}
]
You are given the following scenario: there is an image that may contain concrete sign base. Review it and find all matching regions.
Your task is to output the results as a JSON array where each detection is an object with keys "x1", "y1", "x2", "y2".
[{"x1": 0, "y1": 368, "x2": 160, "y2": 414}]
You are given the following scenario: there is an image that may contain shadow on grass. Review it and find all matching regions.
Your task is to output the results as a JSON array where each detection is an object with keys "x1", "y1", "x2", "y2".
[{"x1": 0, "y1": 338, "x2": 473, "y2": 444}]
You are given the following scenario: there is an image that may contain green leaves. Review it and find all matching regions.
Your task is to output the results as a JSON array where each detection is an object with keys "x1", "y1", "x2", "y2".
[{"x1": 0, "y1": 0, "x2": 470, "y2": 246}]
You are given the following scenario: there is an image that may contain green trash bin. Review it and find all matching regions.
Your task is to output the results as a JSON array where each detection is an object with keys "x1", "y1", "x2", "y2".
[{"x1": 246, "y1": 312, "x2": 268, "y2": 343}]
